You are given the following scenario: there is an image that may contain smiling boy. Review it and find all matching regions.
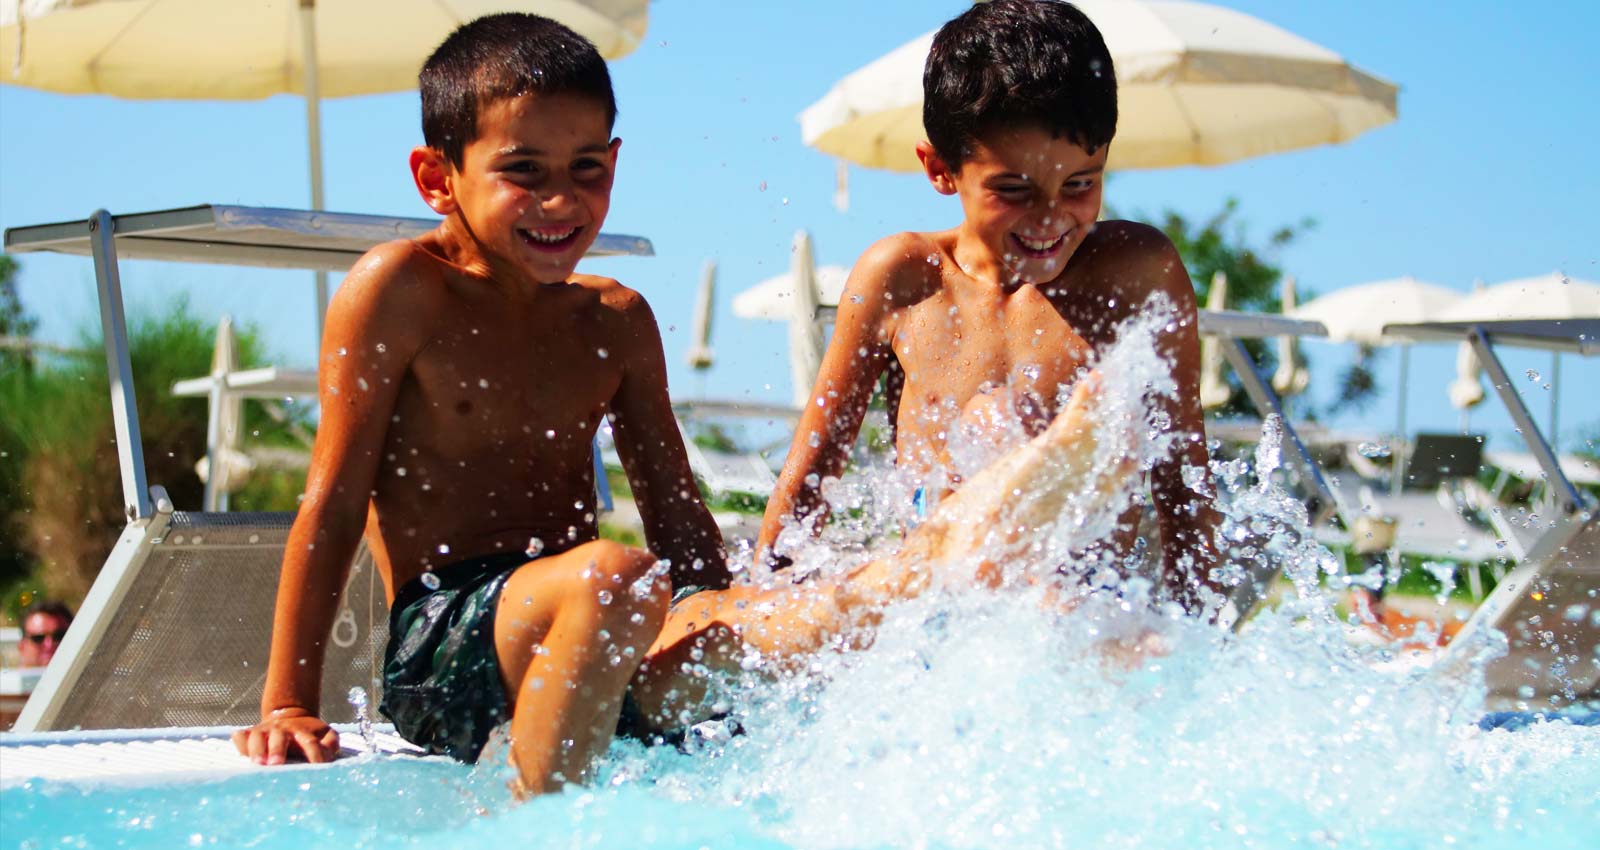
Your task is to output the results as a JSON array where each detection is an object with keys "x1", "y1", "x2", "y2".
[
  {"x1": 233, "y1": 14, "x2": 727, "y2": 794},
  {"x1": 756, "y1": 0, "x2": 1226, "y2": 613}
]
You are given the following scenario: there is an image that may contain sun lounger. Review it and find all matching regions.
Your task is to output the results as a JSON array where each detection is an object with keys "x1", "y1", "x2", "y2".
[{"x1": 1386, "y1": 320, "x2": 1600, "y2": 709}]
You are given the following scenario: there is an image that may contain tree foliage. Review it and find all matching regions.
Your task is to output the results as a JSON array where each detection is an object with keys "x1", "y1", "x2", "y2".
[
  {"x1": 1120, "y1": 198, "x2": 1378, "y2": 420},
  {"x1": 1, "y1": 294, "x2": 309, "y2": 610}
]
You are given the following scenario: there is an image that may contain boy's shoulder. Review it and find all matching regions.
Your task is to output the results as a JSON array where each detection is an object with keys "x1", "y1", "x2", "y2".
[
  {"x1": 1060, "y1": 220, "x2": 1193, "y2": 305},
  {"x1": 845, "y1": 230, "x2": 949, "y2": 306}
]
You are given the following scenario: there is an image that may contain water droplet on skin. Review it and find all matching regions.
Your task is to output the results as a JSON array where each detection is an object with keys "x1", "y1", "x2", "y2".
[
  {"x1": 396, "y1": 467, "x2": 407, "y2": 477},
  {"x1": 437, "y1": 543, "x2": 450, "y2": 555},
  {"x1": 851, "y1": 294, "x2": 864, "y2": 303},
  {"x1": 336, "y1": 347, "x2": 347, "y2": 356},
  {"x1": 598, "y1": 590, "x2": 613, "y2": 605},
  {"x1": 375, "y1": 343, "x2": 387, "y2": 353},
  {"x1": 478, "y1": 378, "x2": 489, "y2": 389},
  {"x1": 357, "y1": 377, "x2": 369, "y2": 391},
  {"x1": 420, "y1": 572, "x2": 441, "y2": 590},
  {"x1": 597, "y1": 348, "x2": 609, "y2": 359},
  {"x1": 546, "y1": 429, "x2": 557, "y2": 439}
]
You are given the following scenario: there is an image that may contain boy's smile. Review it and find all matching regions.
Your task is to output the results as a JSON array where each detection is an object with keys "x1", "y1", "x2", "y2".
[
  {"x1": 414, "y1": 91, "x2": 619, "y2": 286},
  {"x1": 920, "y1": 127, "x2": 1108, "y2": 288}
]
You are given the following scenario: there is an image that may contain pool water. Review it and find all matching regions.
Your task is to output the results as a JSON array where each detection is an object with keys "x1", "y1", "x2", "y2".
[{"x1": 7, "y1": 306, "x2": 1598, "y2": 849}]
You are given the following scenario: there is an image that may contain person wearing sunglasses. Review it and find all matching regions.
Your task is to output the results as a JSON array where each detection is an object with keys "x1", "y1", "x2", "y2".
[{"x1": 16, "y1": 600, "x2": 72, "y2": 669}]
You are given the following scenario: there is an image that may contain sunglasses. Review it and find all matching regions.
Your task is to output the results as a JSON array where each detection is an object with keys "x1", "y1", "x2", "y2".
[{"x1": 24, "y1": 630, "x2": 67, "y2": 644}]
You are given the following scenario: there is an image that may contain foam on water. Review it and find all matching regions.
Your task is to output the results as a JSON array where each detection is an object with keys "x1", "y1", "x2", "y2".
[{"x1": 6, "y1": 301, "x2": 1598, "y2": 849}]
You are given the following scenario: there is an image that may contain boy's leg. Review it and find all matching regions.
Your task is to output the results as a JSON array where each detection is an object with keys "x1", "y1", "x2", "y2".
[
  {"x1": 630, "y1": 376, "x2": 1133, "y2": 729},
  {"x1": 493, "y1": 539, "x2": 669, "y2": 794}
]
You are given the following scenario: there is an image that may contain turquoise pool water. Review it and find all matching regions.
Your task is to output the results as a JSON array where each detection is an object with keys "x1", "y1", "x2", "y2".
[{"x1": 6, "y1": 594, "x2": 1599, "y2": 849}]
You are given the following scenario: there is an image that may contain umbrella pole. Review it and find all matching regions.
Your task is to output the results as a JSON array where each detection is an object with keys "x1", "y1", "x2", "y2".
[
  {"x1": 300, "y1": 0, "x2": 329, "y2": 358},
  {"x1": 1391, "y1": 344, "x2": 1410, "y2": 498}
]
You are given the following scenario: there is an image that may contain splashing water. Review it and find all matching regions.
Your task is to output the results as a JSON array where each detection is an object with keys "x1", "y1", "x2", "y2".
[{"x1": 4, "y1": 299, "x2": 1597, "y2": 849}]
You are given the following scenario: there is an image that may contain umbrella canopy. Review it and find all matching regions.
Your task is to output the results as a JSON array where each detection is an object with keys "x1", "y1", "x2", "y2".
[
  {"x1": 1290, "y1": 276, "x2": 1460, "y2": 346},
  {"x1": 731, "y1": 263, "x2": 852, "y2": 322},
  {"x1": 1434, "y1": 272, "x2": 1600, "y2": 322},
  {"x1": 3, "y1": 0, "x2": 648, "y2": 352},
  {"x1": 800, "y1": 0, "x2": 1398, "y2": 173},
  {"x1": 1, "y1": 0, "x2": 646, "y2": 97}
]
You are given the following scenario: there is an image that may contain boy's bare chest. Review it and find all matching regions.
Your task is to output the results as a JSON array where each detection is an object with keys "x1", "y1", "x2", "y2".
[
  {"x1": 394, "y1": 313, "x2": 621, "y2": 460},
  {"x1": 893, "y1": 289, "x2": 1100, "y2": 405}
]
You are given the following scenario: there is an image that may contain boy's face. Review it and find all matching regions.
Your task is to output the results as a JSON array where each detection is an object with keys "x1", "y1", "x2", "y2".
[
  {"x1": 923, "y1": 126, "x2": 1108, "y2": 286},
  {"x1": 424, "y1": 91, "x2": 619, "y2": 283}
]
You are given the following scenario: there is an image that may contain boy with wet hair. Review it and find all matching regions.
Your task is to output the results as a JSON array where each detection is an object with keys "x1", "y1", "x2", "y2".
[
  {"x1": 235, "y1": 13, "x2": 728, "y2": 794},
  {"x1": 756, "y1": 0, "x2": 1227, "y2": 613}
]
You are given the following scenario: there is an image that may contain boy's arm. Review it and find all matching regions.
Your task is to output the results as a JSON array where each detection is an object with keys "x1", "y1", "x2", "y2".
[
  {"x1": 1141, "y1": 239, "x2": 1228, "y2": 617},
  {"x1": 233, "y1": 244, "x2": 425, "y2": 764},
  {"x1": 756, "y1": 239, "x2": 906, "y2": 564},
  {"x1": 606, "y1": 291, "x2": 730, "y2": 589}
]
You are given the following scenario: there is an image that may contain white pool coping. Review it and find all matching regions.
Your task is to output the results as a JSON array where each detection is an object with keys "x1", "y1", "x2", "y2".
[{"x1": 0, "y1": 723, "x2": 430, "y2": 789}]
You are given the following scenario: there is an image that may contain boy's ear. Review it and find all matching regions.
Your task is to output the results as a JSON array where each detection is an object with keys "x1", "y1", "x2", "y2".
[
  {"x1": 916, "y1": 141, "x2": 958, "y2": 196},
  {"x1": 410, "y1": 146, "x2": 458, "y2": 215}
]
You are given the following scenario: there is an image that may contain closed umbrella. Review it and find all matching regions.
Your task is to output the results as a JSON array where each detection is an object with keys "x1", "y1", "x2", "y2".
[
  {"x1": 2, "y1": 0, "x2": 648, "y2": 348},
  {"x1": 801, "y1": 0, "x2": 1397, "y2": 175},
  {"x1": 1272, "y1": 274, "x2": 1310, "y2": 399},
  {"x1": 1446, "y1": 281, "x2": 1486, "y2": 429},
  {"x1": 686, "y1": 260, "x2": 716, "y2": 373},
  {"x1": 1197, "y1": 270, "x2": 1231, "y2": 410},
  {"x1": 787, "y1": 231, "x2": 825, "y2": 409}
]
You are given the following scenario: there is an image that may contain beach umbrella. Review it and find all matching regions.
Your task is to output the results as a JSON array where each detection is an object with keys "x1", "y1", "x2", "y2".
[
  {"x1": 731, "y1": 264, "x2": 852, "y2": 322},
  {"x1": 800, "y1": 0, "x2": 1397, "y2": 175},
  {"x1": 1438, "y1": 272, "x2": 1600, "y2": 448},
  {"x1": 1, "y1": 0, "x2": 648, "y2": 347},
  {"x1": 1292, "y1": 277, "x2": 1461, "y2": 494},
  {"x1": 1272, "y1": 274, "x2": 1310, "y2": 399},
  {"x1": 786, "y1": 231, "x2": 825, "y2": 409},
  {"x1": 686, "y1": 260, "x2": 716, "y2": 372},
  {"x1": 1197, "y1": 270, "x2": 1231, "y2": 410}
]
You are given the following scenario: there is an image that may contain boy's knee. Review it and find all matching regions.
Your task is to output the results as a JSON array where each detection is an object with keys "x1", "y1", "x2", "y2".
[{"x1": 577, "y1": 541, "x2": 670, "y2": 631}]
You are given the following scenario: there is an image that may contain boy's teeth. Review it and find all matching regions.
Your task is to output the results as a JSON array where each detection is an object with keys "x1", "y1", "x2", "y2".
[
  {"x1": 525, "y1": 228, "x2": 576, "y2": 243},
  {"x1": 1016, "y1": 233, "x2": 1063, "y2": 252}
]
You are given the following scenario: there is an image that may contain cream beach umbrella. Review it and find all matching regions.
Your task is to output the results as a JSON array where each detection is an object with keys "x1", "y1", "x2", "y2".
[
  {"x1": 731, "y1": 263, "x2": 852, "y2": 322},
  {"x1": 800, "y1": 0, "x2": 1398, "y2": 175},
  {"x1": 1292, "y1": 276, "x2": 1460, "y2": 495},
  {"x1": 1197, "y1": 270, "x2": 1231, "y2": 410},
  {"x1": 1, "y1": 0, "x2": 648, "y2": 344},
  {"x1": 1437, "y1": 272, "x2": 1600, "y2": 447},
  {"x1": 1272, "y1": 274, "x2": 1310, "y2": 399}
]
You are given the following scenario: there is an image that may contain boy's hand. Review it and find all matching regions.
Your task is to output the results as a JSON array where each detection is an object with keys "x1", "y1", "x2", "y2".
[{"x1": 233, "y1": 708, "x2": 340, "y2": 765}]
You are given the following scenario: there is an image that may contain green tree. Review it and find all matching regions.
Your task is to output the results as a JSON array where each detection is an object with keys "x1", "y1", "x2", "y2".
[
  {"x1": 0, "y1": 254, "x2": 39, "y2": 595},
  {"x1": 1, "y1": 299, "x2": 309, "y2": 608},
  {"x1": 1118, "y1": 198, "x2": 1377, "y2": 419}
]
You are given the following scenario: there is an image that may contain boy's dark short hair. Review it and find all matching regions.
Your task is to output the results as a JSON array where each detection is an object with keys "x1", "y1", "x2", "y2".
[
  {"x1": 420, "y1": 13, "x2": 618, "y2": 167},
  {"x1": 923, "y1": 0, "x2": 1117, "y2": 169}
]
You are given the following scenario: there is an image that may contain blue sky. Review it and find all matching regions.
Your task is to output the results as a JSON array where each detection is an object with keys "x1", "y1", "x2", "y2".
[{"x1": 2, "y1": 0, "x2": 1596, "y2": 453}]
